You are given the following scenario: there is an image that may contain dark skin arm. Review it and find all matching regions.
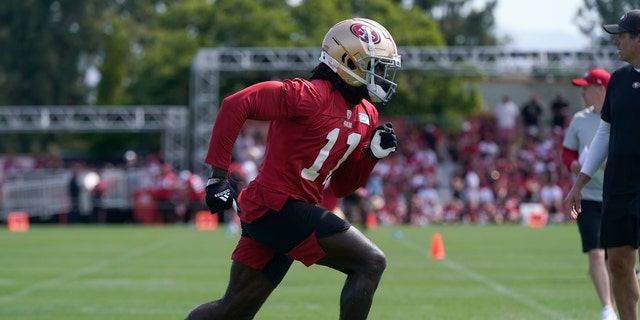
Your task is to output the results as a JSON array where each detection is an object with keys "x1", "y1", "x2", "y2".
[{"x1": 210, "y1": 166, "x2": 229, "y2": 179}]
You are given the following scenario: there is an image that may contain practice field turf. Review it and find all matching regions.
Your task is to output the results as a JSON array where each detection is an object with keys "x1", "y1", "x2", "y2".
[{"x1": 0, "y1": 223, "x2": 610, "y2": 320}]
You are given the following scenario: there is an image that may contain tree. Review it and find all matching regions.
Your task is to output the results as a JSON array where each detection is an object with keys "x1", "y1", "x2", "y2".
[
  {"x1": 96, "y1": 17, "x2": 129, "y2": 105},
  {"x1": 0, "y1": 0, "x2": 106, "y2": 105},
  {"x1": 290, "y1": 0, "x2": 354, "y2": 46},
  {"x1": 576, "y1": 0, "x2": 640, "y2": 45},
  {"x1": 125, "y1": 0, "x2": 302, "y2": 105},
  {"x1": 406, "y1": 0, "x2": 499, "y2": 46}
]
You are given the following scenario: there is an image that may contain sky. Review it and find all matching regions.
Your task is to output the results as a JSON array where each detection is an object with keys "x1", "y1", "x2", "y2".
[{"x1": 491, "y1": 0, "x2": 592, "y2": 50}]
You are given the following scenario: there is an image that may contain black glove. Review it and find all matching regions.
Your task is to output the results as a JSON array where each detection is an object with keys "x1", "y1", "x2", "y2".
[
  {"x1": 367, "y1": 122, "x2": 397, "y2": 159},
  {"x1": 205, "y1": 177, "x2": 238, "y2": 214}
]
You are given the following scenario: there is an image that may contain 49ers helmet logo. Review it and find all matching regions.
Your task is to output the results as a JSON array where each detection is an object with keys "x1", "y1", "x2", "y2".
[{"x1": 350, "y1": 23, "x2": 381, "y2": 44}]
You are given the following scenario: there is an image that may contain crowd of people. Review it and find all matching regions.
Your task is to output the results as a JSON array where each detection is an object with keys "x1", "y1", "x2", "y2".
[
  {"x1": 0, "y1": 149, "x2": 208, "y2": 224},
  {"x1": 439, "y1": 106, "x2": 573, "y2": 226}
]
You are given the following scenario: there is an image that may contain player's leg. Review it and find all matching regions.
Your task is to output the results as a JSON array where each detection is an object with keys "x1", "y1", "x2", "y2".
[
  {"x1": 185, "y1": 233, "x2": 292, "y2": 320},
  {"x1": 587, "y1": 249, "x2": 612, "y2": 302},
  {"x1": 185, "y1": 260, "x2": 275, "y2": 320},
  {"x1": 588, "y1": 249, "x2": 617, "y2": 320},
  {"x1": 578, "y1": 200, "x2": 615, "y2": 311},
  {"x1": 315, "y1": 226, "x2": 386, "y2": 320},
  {"x1": 243, "y1": 200, "x2": 385, "y2": 320},
  {"x1": 601, "y1": 194, "x2": 640, "y2": 320},
  {"x1": 607, "y1": 246, "x2": 638, "y2": 320}
]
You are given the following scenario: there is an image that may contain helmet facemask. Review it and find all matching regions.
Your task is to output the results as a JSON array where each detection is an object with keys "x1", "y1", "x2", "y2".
[{"x1": 360, "y1": 53, "x2": 401, "y2": 103}]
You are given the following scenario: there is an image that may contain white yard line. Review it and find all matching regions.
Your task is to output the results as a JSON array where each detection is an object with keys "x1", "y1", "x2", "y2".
[
  {"x1": 396, "y1": 235, "x2": 571, "y2": 320},
  {"x1": 0, "y1": 238, "x2": 172, "y2": 304}
]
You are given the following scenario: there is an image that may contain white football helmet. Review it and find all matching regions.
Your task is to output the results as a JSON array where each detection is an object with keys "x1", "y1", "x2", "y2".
[{"x1": 319, "y1": 18, "x2": 401, "y2": 104}]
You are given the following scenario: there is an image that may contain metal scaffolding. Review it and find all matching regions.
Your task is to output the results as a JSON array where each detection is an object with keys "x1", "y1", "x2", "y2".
[{"x1": 0, "y1": 106, "x2": 188, "y2": 170}]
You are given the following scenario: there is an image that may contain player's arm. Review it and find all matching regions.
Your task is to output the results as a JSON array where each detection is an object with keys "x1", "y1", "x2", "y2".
[
  {"x1": 330, "y1": 156, "x2": 378, "y2": 198},
  {"x1": 205, "y1": 81, "x2": 291, "y2": 171},
  {"x1": 561, "y1": 146, "x2": 579, "y2": 173},
  {"x1": 580, "y1": 120, "x2": 609, "y2": 177},
  {"x1": 330, "y1": 122, "x2": 397, "y2": 197}
]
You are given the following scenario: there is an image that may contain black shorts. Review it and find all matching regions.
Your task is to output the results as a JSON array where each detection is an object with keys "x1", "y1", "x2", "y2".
[
  {"x1": 601, "y1": 193, "x2": 640, "y2": 249},
  {"x1": 231, "y1": 199, "x2": 351, "y2": 286},
  {"x1": 577, "y1": 200, "x2": 603, "y2": 252}
]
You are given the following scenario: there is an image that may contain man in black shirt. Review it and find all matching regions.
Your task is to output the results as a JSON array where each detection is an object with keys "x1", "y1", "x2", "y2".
[
  {"x1": 565, "y1": 9, "x2": 640, "y2": 320},
  {"x1": 520, "y1": 94, "x2": 543, "y2": 135},
  {"x1": 550, "y1": 93, "x2": 570, "y2": 129}
]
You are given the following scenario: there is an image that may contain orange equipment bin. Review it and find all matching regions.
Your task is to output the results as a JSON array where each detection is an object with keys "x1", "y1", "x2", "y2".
[{"x1": 7, "y1": 211, "x2": 30, "y2": 232}]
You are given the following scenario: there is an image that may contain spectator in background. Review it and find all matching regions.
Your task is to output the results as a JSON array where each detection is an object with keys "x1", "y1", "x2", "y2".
[
  {"x1": 550, "y1": 92, "x2": 570, "y2": 129},
  {"x1": 412, "y1": 178, "x2": 442, "y2": 224},
  {"x1": 2, "y1": 151, "x2": 21, "y2": 181},
  {"x1": 32, "y1": 147, "x2": 63, "y2": 169},
  {"x1": 520, "y1": 94, "x2": 543, "y2": 136},
  {"x1": 478, "y1": 131, "x2": 500, "y2": 162},
  {"x1": 462, "y1": 163, "x2": 481, "y2": 223},
  {"x1": 475, "y1": 175, "x2": 497, "y2": 224},
  {"x1": 539, "y1": 170, "x2": 564, "y2": 223},
  {"x1": 423, "y1": 123, "x2": 441, "y2": 158},
  {"x1": 494, "y1": 95, "x2": 519, "y2": 144},
  {"x1": 153, "y1": 163, "x2": 178, "y2": 223},
  {"x1": 91, "y1": 172, "x2": 109, "y2": 223},
  {"x1": 566, "y1": 11, "x2": 640, "y2": 319},
  {"x1": 67, "y1": 163, "x2": 82, "y2": 223},
  {"x1": 176, "y1": 170, "x2": 207, "y2": 224},
  {"x1": 562, "y1": 68, "x2": 615, "y2": 320},
  {"x1": 365, "y1": 170, "x2": 384, "y2": 198},
  {"x1": 450, "y1": 170, "x2": 465, "y2": 203}
]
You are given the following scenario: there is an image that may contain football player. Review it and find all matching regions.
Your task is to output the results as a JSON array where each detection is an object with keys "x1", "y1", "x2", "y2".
[{"x1": 185, "y1": 17, "x2": 401, "y2": 320}]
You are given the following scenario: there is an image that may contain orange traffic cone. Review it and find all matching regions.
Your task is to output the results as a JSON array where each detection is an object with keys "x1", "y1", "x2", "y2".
[
  {"x1": 7, "y1": 211, "x2": 30, "y2": 232},
  {"x1": 195, "y1": 211, "x2": 218, "y2": 231},
  {"x1": 430, "y1": 232, "x2": 445, "y2": 260},
  {"x1": 365, "y1": 212, "x2": 377, "y2": 229}
]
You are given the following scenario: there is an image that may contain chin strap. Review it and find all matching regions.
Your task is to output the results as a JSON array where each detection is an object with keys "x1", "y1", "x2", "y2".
[{"x1": 367, "y1": 84, "x2": 385, "y2": 103}]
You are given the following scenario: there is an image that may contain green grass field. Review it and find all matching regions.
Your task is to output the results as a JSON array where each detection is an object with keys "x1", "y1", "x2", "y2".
[{"x1": 0, "y1": 223, "x2": 610, "y2": 320}]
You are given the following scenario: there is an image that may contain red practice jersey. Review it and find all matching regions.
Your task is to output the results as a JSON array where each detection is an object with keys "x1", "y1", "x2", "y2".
[{"x1": 206, "y1": 78, "x2": 380, "y2": 223}]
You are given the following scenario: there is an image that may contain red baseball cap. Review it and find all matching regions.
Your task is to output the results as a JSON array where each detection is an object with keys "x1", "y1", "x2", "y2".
[{"x1": 571, "y1": 68, "x2": 611, "y2": 87}]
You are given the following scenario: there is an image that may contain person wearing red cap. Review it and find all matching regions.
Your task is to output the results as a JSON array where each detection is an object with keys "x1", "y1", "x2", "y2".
[
  {"x1": 562, "y1": 68, "x2": 617, "y2": 320},
  {"x1": 566, "y1": 9, "x2": 640, "y2": 320}
]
